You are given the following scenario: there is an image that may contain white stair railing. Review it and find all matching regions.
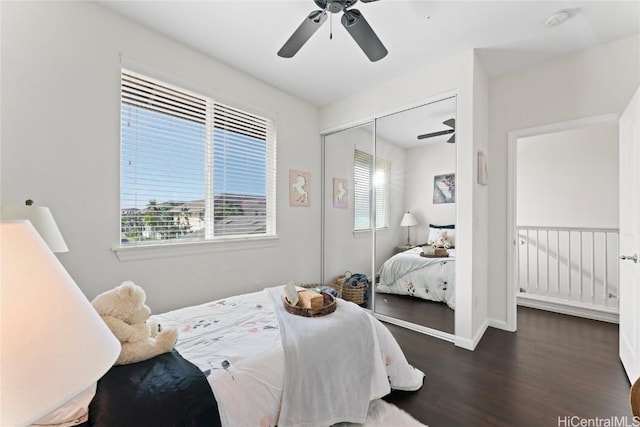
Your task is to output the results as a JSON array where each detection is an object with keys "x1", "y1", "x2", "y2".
[{"x1": 516, "y1": 226, "x2": 619, "y2": 309}]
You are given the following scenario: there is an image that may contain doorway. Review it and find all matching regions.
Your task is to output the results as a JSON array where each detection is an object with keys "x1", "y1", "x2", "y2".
[{"x1": 506, "y1": 113, "x2": 621, "y2": 331}]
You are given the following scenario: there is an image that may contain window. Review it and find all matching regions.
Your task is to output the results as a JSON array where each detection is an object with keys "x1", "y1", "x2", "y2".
[
  {"x1": 120, "y1": 70, "x2": 276, "y2": 246},
  {"x1": 353, "y1": 149, "x2": 390, "y2": 231}
]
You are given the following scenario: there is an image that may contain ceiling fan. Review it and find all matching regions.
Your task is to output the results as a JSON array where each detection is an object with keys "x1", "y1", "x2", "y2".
[
  {"x1": 277, "y1": 0, "x2": 388, "y2": 62},
  {"x1": 417, "y1": 118, "x2": 456, "y2": 143}
]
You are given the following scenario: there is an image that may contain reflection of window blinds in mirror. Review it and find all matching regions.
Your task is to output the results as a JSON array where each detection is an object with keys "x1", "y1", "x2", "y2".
[{"x1": 353, "y1": 149, "x2": 390, "y2": 230}]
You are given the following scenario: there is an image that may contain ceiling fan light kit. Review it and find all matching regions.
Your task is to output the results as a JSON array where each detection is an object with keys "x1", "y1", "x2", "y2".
[{"x1": 278, "y1": 0, "x2": 387, "y2": 62}]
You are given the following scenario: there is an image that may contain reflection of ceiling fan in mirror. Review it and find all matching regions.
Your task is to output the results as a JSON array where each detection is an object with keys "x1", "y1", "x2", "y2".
[
  {"x1": 417, "y1": 118, "x2": 456, "y2": 143},
  {"x1": 277, "y1": 0, "x2": 388, "y2": 62}
]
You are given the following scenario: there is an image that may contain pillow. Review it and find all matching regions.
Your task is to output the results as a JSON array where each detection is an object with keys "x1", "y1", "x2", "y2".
[{"x1": 428, "y1": 224, "x2": 456, "y2": 247}]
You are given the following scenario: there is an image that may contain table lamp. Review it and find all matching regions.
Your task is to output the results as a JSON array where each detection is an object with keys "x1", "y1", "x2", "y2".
[
  {"x1": 1, "y1": 200, "x2": 68, "y2": 253},
  {"x1": 0, "y1": 220, "x2": 120, "y2": 426},
  {"x1": 400, "y1": 211, "x2": 418, "y2": 246}
]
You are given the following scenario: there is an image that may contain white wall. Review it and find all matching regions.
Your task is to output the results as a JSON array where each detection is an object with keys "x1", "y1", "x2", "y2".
[
  {"x1": 0, "y1": 2, "x2": 321, "y2": 312},
  {"x1": 471, "y1": 53, "x2": 490, "y2": 336},
  {"x1": 404, "y1": 141, "x2": 456, "y2": 243},
  {"x1": 488, "y1": 34, "x2": 640, "y2": 326},
  {"x1": 517, "y1": 123, "x2": 619, "y2": 228},
  {"x1": 320, "y1": 51, "x2": 490, "y2": 350}
]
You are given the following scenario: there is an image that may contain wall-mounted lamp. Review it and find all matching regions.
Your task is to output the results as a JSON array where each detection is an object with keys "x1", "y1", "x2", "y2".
[{"x1": 400, "y1": 211, "x2": 418, "y2": 246}]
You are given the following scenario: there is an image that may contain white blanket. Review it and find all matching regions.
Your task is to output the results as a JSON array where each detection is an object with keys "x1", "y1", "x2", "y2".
[
  {"x1": 152, "y1": 287, "x2": 424, "y2": 427},
  {"x1": 266, "y1": 287, "x2": 373, "y2": 427}
]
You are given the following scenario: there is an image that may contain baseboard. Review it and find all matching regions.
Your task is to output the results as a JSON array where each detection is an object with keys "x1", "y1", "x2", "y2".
[
  {"x1": 374, "y1": 313, "x2": 455, "y2": 343},
  {"x1": 488, "y1": 319, "x2": 511, "y2": 331},
  {"x1": 517, "y1": 293, "x2": 619, "y2": 324},
  {"x1": 455, "y1": 320, "x2": 489, "y2": 351}
]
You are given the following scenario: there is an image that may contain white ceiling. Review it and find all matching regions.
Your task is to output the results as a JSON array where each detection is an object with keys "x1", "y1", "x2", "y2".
[
  {"x1": 96, "y1": 1, "x2": 639, "y2": 108},
  {"x1": 375, "y1": 96, "x2": 457, "y2": 147}
]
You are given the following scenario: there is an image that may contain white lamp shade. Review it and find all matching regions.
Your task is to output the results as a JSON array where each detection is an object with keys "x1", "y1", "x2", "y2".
[
  {"x1": 400, "y1": 212, "x2": 418, "y2": 227},
  {"x1": 0, "y1": 221, "x2": 120, "y2": 426},
  {"x1": 1, "y1": 204, "x2": 69, "y2": 253}
]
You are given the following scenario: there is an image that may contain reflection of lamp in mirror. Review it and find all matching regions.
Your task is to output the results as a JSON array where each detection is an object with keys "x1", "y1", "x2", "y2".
[
  {"x1": 400, "y1": 211, "x2": 418, "y2": 246},
  {"x1": 0, "y1": 220, "x2": 120, "y2": 426}
]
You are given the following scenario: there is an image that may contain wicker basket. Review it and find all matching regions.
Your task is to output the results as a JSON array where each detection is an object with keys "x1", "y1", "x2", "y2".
[
  {"x1": 342, "y1": 280, "x2": 367, "y2": 305},
  {"x1": 283, "y1": 291, "x2": 336, "y2": 317}
]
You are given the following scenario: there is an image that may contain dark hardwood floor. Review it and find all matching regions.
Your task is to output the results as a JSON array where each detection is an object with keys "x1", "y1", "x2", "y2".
[
  {"x1": 374, "y1": 293, "x2": 454, "y2": 334},
  {"x1": 384, "y1": 307, "x2": 631, "y2": 426}
]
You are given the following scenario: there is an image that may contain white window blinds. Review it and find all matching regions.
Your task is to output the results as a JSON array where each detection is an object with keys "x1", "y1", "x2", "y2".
[
  {"x1": 120, "y1": 70, "x2": 276, "y2": 245},
  {"x1": 353, "y1": 149, "x2": 390, "y2": 231}
]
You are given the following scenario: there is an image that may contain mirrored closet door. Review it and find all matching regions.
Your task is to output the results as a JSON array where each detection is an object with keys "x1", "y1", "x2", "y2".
[
  {"x1": 372, "y1": 96, "x2": 457, "y2": 336},
  {"x1": 322, "y1": 122, "x2": 375, "y2": 310}
]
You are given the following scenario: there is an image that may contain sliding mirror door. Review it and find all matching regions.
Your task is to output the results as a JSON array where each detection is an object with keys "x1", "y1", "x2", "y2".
[
  {"x1": 373, "y1": 96, "x2": 457, "y2": 335},
  {"x1": 323, "y1": 122, "x2": 374, "y2": 310}
]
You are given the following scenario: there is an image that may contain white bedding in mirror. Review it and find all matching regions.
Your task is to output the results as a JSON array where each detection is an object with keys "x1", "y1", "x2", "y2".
[{"x1": 376, "y1": 247, "x2": 456, "y2": 309}]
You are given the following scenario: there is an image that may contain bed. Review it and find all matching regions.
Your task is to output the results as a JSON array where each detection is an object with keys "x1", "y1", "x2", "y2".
[
  {"x1": 376, "y1": 246, "x2": 456, "y2": 309},
  {"x1": 89, "y1": 286, "x2": 424, "y2": 427}
]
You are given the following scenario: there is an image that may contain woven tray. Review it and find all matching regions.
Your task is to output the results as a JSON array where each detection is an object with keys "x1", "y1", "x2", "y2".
[
  {"x1": 420, "y1": 252, "x2": 449, "y2": 258},
  {"x1": 283, "y1": 291, "x2": 336, "y2": 317}
]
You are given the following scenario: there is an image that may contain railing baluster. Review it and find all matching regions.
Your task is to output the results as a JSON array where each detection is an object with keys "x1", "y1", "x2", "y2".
[
  {"x1": 579, "y1": 231, "x2": 583, "y2": 297},
  {"x1": 516, "y1": 232, "x2": 520, "y2": 291},
  {"x1": 536, "y1": 230, "x2": 540, "y2": 291},
  {"x1": 556, "y1": 230, "x2": 560, "y2": 293},
  {"x1": 590, "y1": 231, "x2": 595, "y2": 299},
  {"x1": 546, "y1": 229, "x2": 550, "y2": 292},
  {"x1": 603, "y1": 232, "x2": 608, "y2": 300},
  {"x1": 568, "y1": 230, "x2": 572, "y2": 296},
  {"x1": 526, "y1": 229, "x2": 530, "y2": 290}
]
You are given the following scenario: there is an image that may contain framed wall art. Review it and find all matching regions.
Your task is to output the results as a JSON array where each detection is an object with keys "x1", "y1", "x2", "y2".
[
  {"x1": 477, "y1": 151, "x2": 488, "y2": 186},
  {"x1": 289, "y1": 169, "x2": 311, "y2": 207},
  {"x1": 333, "y1": 177, "x2": 348, "y2": 208},
  {"x1": 433, "y1": 173, "x2": 455, "y2": 204}
]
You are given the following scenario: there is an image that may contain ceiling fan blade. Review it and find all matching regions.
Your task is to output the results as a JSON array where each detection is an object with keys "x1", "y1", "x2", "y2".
[
  {"x1": 278, "y1": 10, "x2": 327, "y2": 58},
  {"x1": 443, "y1": 118, "x2": 455, "y2": 129},
  {"x1": 417, "y1": 129, "x2": 455, "y2": 140},
  {"x1": 447, "y1": 133, "x2": 455, "y2": 144},
  {"x1": 359, "y1": 0, "x2": 382, "y2": 2},
  {"x1": 341, "y1": 9, "x2": 388, "y2": 62}
]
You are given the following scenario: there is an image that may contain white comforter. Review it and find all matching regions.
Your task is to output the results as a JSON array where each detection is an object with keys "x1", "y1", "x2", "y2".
[
  {"x1": 152, "y1": 287, "x2": 424, "y2": 427},
  {"x1": 377, "y1": 247, "x2": 456, "y2": 309}
]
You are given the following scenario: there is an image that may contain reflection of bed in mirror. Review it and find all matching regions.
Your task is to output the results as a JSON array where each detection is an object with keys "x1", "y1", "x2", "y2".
[
  {"x1": 377, "y1": 223, "x2": 457, "y2": 313},
  {"x1": 376, "y1": 247, "x2": 455, "y2": 309}
]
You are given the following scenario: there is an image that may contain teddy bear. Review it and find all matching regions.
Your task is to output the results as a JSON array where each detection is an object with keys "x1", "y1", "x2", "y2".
[
  {"x1": 91, "y1": 281, "x2": 178, "y2": 365},
  {"x1": 429, "y1": 230, "x2": 452, "y2": 249}
]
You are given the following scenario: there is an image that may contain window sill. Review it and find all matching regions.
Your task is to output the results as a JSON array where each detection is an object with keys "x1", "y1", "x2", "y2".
[{"x1": 112, "y1": 235, "x2": 279, "y2": 262}]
